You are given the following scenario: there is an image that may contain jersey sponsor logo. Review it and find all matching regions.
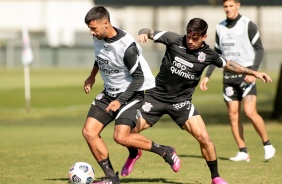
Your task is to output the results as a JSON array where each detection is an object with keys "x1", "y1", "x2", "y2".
[
  {"x1": 197, "y1": 52, "x2": 206, "y2": 62},
  {"x1": 171, "y1": 57, "x2": 197, "y2": 80},
  {"x1": 223, "y1": 52, "x2": 240, "y2": 57},
  {"x1": 222, "y1": 43, "x2": 234, "y2": 46},
  {"x1": 142, "y1": 102, "x2": 153, "y2": 112},
  {"x1": 173, "y1": 100, "x2": 191, "y2": 110},
  {"x1": 174, "y1": 57, "x2": 193, "y2": 68},
  {"x1": 96, "y1": 55, "x2": 108, "y2": 64},
  {"x1": 99, "y1": 66, "x2": 120, "y2": 74}
]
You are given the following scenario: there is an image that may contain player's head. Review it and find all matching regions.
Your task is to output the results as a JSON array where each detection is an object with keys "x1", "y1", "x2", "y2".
[
  {"x1": 223, "y1": 0, "x2": 240, "y2": 20},
  {"x1": 85, "y1": 6, "x2": 111, "y2": 39},
  {"x1": 186, "y1": 18, "x2": 208, "y2": 50}
]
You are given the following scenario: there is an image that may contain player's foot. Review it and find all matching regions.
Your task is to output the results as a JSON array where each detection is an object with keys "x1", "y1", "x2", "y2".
[
  {"x1": 121, "y1": 149, "x2": 142, "y2": 177},
  {"x1": 211, "y1": 177, "x2": 228, "y2": 184},
  {"x1": 264, "y1": 145, "x2": 276, "y2": 160},
  {"x1": 162, "y1": 146, "x2": 181, "y2": 172},
  {"x1": 229, "y1": 152, "x2": 250, "y2": 162},
  {"x1": 93, "y1": 172, "x2": 120, "y2": 184}
]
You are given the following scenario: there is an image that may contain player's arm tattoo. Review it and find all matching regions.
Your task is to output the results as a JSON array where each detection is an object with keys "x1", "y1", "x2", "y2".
[
  {"x1": 225, "y1": 61, "x2": 254, "y2": 75},
  {"x1": 138, "y1": 28, "x2": 154, "y2": 39}
]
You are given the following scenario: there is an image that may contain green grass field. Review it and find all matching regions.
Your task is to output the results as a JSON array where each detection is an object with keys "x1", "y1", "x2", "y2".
[{"x1": 0, "y1": 68, "x2": 281, "y2": 184}]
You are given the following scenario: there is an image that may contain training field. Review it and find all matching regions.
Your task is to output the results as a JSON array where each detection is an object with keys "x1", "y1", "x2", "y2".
[{"x1": 0, "y1": 68, "x2": 281, "y2": 184}]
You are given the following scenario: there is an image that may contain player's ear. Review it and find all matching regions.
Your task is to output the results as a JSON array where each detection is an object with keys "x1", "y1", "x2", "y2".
[
  {"x1": 237, "y1": 2, "x2": 240, "y2": 10},
  {"x1": 104, "y1": 19, "x2": 109, "y2": 29},
  {"x1": 202, "y1": 34, "x2": 207, "y2": 40}
]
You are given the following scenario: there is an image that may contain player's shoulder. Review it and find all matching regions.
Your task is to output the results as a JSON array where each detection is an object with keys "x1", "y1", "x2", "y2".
[
  {"x1": 201, "y1": 43, "x2": 220, "y2": 59},
  {"x1": 217, "y1": 19, "x2": 227, "y2": 26}
]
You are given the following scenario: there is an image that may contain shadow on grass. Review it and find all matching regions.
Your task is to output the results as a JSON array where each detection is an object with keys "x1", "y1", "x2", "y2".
[
  {"x1": 120, "y1": 177, "x2": 186, "y2": 184},
  {"x1": 157, "y1": 109, "x2": 276, "y2": 125},
  {"x1": 45, "y1": 177, "x2": 188, "y2": 184},
  {"x1": 179, "y1": 154, "x2": 229, "y2": 161}
]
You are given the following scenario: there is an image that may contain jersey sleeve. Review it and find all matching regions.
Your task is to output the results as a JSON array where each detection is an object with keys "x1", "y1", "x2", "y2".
[
  {"x1": 248, "y1": 21, "x2": 264, "y2": 71},
  {"x1": 211, "y1": 50, "x2": 227, "y2": 68},
  {"x1": 117, "y1": 42, "x2": 144, "y2": 104},
  {"x1": 153, "y1": 31, "x2": 180, "y2": 45}
]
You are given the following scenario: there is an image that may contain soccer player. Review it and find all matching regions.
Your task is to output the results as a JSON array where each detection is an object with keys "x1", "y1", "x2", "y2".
[
  {"x1": 199, "y1": 0, "x2": 276, "y2": 162},
  {"x1": 121, "y1": 18, "x2": 272, "y2": 184},
  {"x1": 83, "y1": 6, "x2": 180, "y2": 184}
]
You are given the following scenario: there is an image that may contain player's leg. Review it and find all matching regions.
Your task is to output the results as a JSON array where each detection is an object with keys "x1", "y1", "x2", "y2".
[
  {"x1": 182, "y1": 115, "x2": 228, "y2": 184},
  {"x1": 119, "y1": 94, "x2": 180, "y2": 176},
  {"x1": 223, "y1": 82, "x2": 250, "y2": 161},
  {"x1": 83, "y1": 94, "x2": 119, "y2": 183},
  {"x1": 243, "y1": 94, "x2": 275, "y2": 160},
  {"x1": 120, "y1": 116, "x2": 151, "y2": 176}
]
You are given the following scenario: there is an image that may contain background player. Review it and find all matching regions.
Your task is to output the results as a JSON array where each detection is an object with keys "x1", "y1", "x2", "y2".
[{"x1": 199, "y1": 0, "x2": 276, "y2": 162}]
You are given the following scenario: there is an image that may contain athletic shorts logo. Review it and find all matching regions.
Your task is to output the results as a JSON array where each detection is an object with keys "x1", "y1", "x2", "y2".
[
  {"x1": 96, "y1": 93, "x2": 104, "y2": 100},
  {"x1": 142, "y1": 102, "x2": 153, "y2": 112},
  {"x1": 173, "y1": 100, "x2": 191, "y2": 110},
  {"x1": 225, "y1": 86, "x2": 234, "y2": 97}
]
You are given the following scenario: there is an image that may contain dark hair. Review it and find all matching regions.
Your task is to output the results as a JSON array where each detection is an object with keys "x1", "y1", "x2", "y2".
[
  {"x1": 84, "y1": 5, "x2": 110, "y2": 25},
  {"x1": 186, "y1": 18, "x2": 208, "y2": 37}
]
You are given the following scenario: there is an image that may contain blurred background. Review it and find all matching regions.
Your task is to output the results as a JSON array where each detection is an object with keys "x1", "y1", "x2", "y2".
[{"x1": 0, "y1": 0, "x2": 282, "y2": 71}]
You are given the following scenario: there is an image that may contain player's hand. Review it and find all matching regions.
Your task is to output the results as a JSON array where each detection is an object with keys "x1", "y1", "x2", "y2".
[
  {"x1": 244, "y1": 75, "x2": 256, "y2": 83},
  {"x1": 105, "y1": 100, "x2": 121, "y2": 113},
  {"x1": 199, "y1": 77, "x2": 210, "y2": 90},
  {"x1": 84, "y1": 83, "x2": 92, "y2": 94},
  {"x1": 84, "y1": 77, "x2": 95, "y2": 94},
  {"x1": 138, "y1": 34, "x2": 149, "y2": 43},
  {"x1": 253, "y1": 71, "x2": 272, "y2": 83}
]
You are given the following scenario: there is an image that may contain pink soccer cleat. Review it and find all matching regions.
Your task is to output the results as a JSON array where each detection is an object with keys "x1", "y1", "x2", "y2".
[
  {"x1": 211, "y1": 177, "x2": 228, "y2": 184},
  {"x1": 121, "y1": 149, "x2": 142, "y2": 177},
  {"x1": 163, "y1": 146, "x2": 181, "y2": 172}
]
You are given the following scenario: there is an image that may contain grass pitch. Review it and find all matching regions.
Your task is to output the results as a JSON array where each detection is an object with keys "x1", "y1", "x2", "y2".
[{"x1": 0, "y1": 68, "x2": 281, "y2": 184}]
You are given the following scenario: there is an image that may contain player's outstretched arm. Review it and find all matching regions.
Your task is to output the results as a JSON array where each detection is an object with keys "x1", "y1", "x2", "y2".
[
  {"x1": 137, "y1": 28, "x2": 154, "y2": 43},
  {"x1": 224, "y1": 61, "x2": 272, "y2": 83}
]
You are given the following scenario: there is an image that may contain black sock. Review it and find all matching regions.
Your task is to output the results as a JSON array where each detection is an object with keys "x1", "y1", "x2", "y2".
[
  {"x1": 239, "y1": 147, "x2": 248, "y2": 153},
  {"x1": 127, "y1": 147, "x2": 138, "y2": 158},
  {"x1": 263, "y1": 140, "x2": 271, "y2": 146},
  {"x1": 207, "y1": 160, "x2": 219, "y2": 179},
  {"x1": 150, "y1": 142, "x2": 165, "y2": 156},
  {"x1": 98, "y1": 158, "x2": 115, "y2": 177}
]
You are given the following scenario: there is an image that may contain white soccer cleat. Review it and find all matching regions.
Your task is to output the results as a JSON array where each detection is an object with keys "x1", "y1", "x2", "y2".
[
  {"x1": 229, "y1": 152, "x2": 250, "y2": 162},
  {"x1": 264, "y1": 145, "x2": 276, "y2": 160}
]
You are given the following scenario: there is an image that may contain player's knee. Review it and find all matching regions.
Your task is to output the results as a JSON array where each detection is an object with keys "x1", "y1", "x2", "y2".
[
  {"x1": 244, "y1": 109, "x2": 257, "y2": 118},
  {"x1": 228, "y1": 111, "x2": 238, "y2": 119},
  {"x1": 82, "y1": 126, "x2": 96, "y2": 140},
  {"x1": 113, "y1": 132, "x2": 128, "y2": 146},
  {"x1": 195, "y1": 132, "x2": 210, "y2": 146}
]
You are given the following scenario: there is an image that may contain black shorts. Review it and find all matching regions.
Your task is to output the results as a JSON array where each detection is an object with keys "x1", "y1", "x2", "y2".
[
  {"x1": 223, "y1": 74, "x2": 257, "y2": 102},
  {"x1": 87, "y1": 91, "x2": 144, "y2": 128},
  {"x1": 140, "y1": 94, "x2": 199, "y2": 129}
]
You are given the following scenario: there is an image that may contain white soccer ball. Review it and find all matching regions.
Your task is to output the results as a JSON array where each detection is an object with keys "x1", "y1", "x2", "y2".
[{"x1": 68, "y1": 162, "x2": 95, "y2": 184}]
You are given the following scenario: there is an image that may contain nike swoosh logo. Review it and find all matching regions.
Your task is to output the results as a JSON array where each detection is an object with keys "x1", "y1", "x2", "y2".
[{"x1": 179, "y1": 45, "x2": 186, "y2": 49}]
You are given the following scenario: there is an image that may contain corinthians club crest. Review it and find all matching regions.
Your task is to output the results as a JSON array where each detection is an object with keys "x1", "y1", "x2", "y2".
[{"x1": 198, "y1": 52, "x2": 206, "y2": 62}]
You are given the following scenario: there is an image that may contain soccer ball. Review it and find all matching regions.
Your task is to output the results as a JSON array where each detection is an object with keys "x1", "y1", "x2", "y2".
[{"x1": 68, "y1": 162, "x2": 95, "y2": 184}]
